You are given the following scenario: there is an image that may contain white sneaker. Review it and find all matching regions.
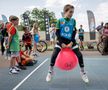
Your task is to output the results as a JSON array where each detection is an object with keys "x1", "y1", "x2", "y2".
[
  {"x1": 46, "y1": 72, "x2": 53, "y2": 82},
  {"x1": 80, "y1": 72, "x2": 89, "y2": 83},
  {"x1": 9, "y1": 68, "x2": 19, "y2": 74},
  {"x1": 14, "y1": 66, "x2": 21, "y2": 71}
]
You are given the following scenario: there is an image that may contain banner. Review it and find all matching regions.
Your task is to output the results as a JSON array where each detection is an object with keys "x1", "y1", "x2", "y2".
[
  {"x1": 87, "y1": 10, "x2": 96, "y2": 40},
  {"x1": 61, "y1": 12, "x2": 64, "y2": 17},
  {"x1": 1, "y1": 14, "x2": 8, "y2": 24},
  {"x1": 44, "y1": 13, "x2": 50, "y2": 41}
]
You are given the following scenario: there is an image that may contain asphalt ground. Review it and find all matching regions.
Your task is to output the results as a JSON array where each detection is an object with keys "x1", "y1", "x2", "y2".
[{"x1": 0, "y1": 51, "x2": 108, "y2": 90}]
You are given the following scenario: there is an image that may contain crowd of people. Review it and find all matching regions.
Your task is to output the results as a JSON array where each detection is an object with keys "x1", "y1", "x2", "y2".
[{"x1": 0, "y1": 16, "x2": 39, "y2": 74}]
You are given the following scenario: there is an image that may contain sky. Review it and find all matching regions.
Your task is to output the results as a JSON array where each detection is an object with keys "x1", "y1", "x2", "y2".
[{"x1": 0, "y1": 0, "x2": 108, "y2": 31}]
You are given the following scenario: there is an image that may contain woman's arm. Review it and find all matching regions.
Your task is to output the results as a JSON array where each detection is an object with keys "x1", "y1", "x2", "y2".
[{"x1": 56, "y1": 29, "x2": 63, "y2": 44}]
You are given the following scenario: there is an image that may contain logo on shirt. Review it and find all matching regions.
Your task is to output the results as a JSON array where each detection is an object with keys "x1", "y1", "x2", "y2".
[
  {"x1": 61, "y1": 22, "x2": 65, "y2": 25},
  {"x1": 64, "y1": 26, "x2": 70, "y2": 32}
]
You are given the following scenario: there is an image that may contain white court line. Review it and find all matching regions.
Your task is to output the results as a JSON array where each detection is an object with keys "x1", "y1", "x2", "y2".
[{"x1": 12, "y1": 58, "x2": 49, "y2": 90}]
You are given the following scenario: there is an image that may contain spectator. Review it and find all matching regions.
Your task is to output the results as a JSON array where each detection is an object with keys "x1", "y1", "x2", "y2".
[
  {"x1": 78, "y1": 25, "x2": 84, "y2": 50},
  {"x1": 49, "y1": 23, "x2": 56, "y2": 47},
  {"x1": 1, "y1": 22, "x2": 9, "y2": 55},
  {"x1": 96, "y1": 22, "x2": 104, "y2": 34},
  {"x1": 22, "y1": 26, "x2": 32, "y2": 55},
  {"x1": 31, "y1": 23, "x2": 40, "y2": 55},
  {"x1": 102, "y1": 23, "x2": 108, "y2": 55},
  {"x1": 6, "y1": 15, "x2": 26, "y2": 74}
]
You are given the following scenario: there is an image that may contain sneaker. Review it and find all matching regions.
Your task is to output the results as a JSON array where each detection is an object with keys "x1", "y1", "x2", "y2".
[
  {"x1": 46, "y1": 72, "x2": 53, "y2": 82},
  {"x1": 80, "y1": 72, "x2": 89, "y2": 83},
  {"x1": 33, "y1": 53, "x2": 38, "y2": 57},
  {"x1": 18, "y1": 65, "x2": 27, "y2": 70},
  {"x1": 9, "y1": 68, "x2": 19, "y2": 74},
  {"x1": 14, "y1": 66, "x2": 21, "y2": 71},
  {"x1": 32, "y1": 60, "x2": 38, "y2": 64}
]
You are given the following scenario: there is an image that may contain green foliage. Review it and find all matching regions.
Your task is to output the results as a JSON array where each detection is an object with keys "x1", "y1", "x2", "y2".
[
  {"x1": 20, "y1": 8, "x2": 56, "y2": 31},
  {"x1": 17, "y1": 25, "x2": 24, "y2": 31}
]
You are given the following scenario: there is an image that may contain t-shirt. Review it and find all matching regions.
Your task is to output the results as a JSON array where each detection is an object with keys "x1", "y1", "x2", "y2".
[
  {"x1": 49, "y1": 27, "x2": 56, "y2": 38},
  {"x1": 0, "y1": 29, "x2": 3, "y2": 40},
  {"x1": 79, "y1": 28, "x2": 84, "y2": 36},
  {"x1": 1, "y1": 28, "x2": 8, "y2": 38},
  {"x1": 56, "y1": 17, "x2": 76, "y2": 45},
  {"x1": 9, "y1": 27, "x2": 20, "y2": 51},
  {"x1": 22, "y1": 32, "x2": 32, "y2": 45},
  {"x1": 6, "y1": 22, "x2": 16, "y2": 35},
  {"x1": 20, "y1": 50, "x2": 24, "y2": 56}
]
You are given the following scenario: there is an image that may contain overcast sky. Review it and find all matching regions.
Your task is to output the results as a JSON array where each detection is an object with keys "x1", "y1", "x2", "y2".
[{"x1": 0, "y1": 0, "x2": 108, "y2": 31}]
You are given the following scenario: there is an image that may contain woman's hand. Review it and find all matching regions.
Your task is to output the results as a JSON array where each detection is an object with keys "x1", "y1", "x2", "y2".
[
  {"x1": 6, "y1": 45, "x2": 9, "y2": 49},
  {"x1": 66, "y1": 42, "x2": 73, "y2": 48},
  {"x1": 61, "y1": 43, "x2": 67, "y2": 48}
]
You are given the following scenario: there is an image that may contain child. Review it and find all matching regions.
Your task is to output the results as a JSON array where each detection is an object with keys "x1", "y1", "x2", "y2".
[
  {"x1": 19, "y1": 41, "x2": 37, "y2": 66},
  {"x1": 22, "y1": 26, "x2": 32, "y2": 55},
  {"x1": 46, "y1": 4, "x2": 89, "y2": 83},
  {"x1": 6, "y1": 16, "x2": 26, "y2": 74},
  {"x1": 78, "y1": 25, "x2": 84, "y2": 50},
  {"x1": 31, "y1": 23, "x2": 40, "y2": 55},
  {"x1": 49, "y1": 23, "x2": 56, "y2": 46},
  {"x1": 102, "y1": 23, "x2": 108, "y2": 55}
]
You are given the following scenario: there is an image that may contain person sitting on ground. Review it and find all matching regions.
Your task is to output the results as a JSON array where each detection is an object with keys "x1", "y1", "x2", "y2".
[{"x1": 20, "y1": 41, "x2": 37, "y2": 66}]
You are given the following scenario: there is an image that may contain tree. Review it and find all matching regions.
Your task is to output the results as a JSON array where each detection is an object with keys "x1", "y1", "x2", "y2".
[{"x1": 20, "y1": 8, "x2": 56, "y2": 31}]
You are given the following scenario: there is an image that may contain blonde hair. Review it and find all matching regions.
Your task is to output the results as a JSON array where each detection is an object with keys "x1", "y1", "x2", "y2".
[{"x1": 32, "y1": 22, "x2": 38, "y2": 34}]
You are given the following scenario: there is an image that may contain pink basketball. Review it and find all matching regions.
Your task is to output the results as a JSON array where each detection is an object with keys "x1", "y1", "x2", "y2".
[{"x1": 55, "y1": 48, "x2": 78, "y2": 71}]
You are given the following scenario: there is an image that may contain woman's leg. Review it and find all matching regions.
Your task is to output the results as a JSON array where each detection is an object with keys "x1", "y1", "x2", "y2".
[
  {"x1": 73, "y1": 47, "x2": 89, "y2": 83},
  {"x1": 73, "y1": 48, "x2": 84, "y2": 70},
  {"x1": 1, "y1": 38, "x2": 5, "y2": 55},
  {"x1": 46, "y1": 44, "x2": 61, "y2": 82},
  {"x1": 50, "y1": 47, "x2": 61, "y2": 67},
  {"x1": 103, "y1": 37, "x2": 108, "y2": 53}
]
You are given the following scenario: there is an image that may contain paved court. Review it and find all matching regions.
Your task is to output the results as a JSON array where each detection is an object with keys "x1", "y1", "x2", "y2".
[{"x1": 0, "y1": 51, "x2": 108, "y2": 90}]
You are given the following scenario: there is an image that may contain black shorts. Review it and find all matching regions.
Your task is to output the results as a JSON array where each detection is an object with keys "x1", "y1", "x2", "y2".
[
  {"x1": 79, "y1": 36, "x2": 84, "y2": 41},
  {"x1": 25, "y1": 44, "x2": 32, "y2": 51}
]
